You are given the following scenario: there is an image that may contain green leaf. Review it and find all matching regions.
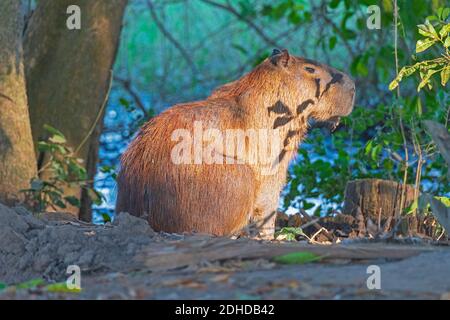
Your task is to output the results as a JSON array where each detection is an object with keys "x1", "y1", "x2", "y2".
[
  {"x1": 442, "y1": 8, "x2": 450, "y2": 21},
  {"x1": 54, "y1": 199, "x2": 67, "y2": 209},
  {"x1": 389, "y1": 65, "x2": 421, "y2": 90},
  {"x1": 88, "y1": 188, "x2": 103, "y2": 205},
  {"x1": 119, "y1": 97, "x2": 130, "y2": 108},
  {"x1": 45, "y1": 282, "x2": 81, "y2": 293},
  {"x1": 68, "y1": 160, "x2": 87, "y2": 179},
  {"x1": 406, "y1": 199, "x2": 418, "y2": 215},
  {"x1": 288, "y1": 11, "x2": 302, "y2": 25},
  {"x1": 437, "y1": 7, "x2": 448, "y2": 20},
  {"x1": 371, "y1": 144, "x2": 382, "y2": 161},
  {"x1": 445, "y1": 36, "x2": 450, "y2": 48},
  {"x1": 424, "y1": 19, "x2": 439, "y2": 39},
  {"x1": 329, "y1": 0, "x2": 340, "y2": 9},
  {"x1": 49, "y1": 135, "x2": 67, "y2": 144},
  {"x1": 439, "y1": 24, "x2": 450, "y2": 38},
  {"x1": 329, "y1": 36, "x2": 337, "y2": 50},
  {"x1": 55, "y1": 144, "x2": 68, "y2": 155},
  {"x1": 416, "y1": 38, "x2": 437, "y2": 53},
  {"x1": 101, "y1": 213, "x2": 112, "y2": 223},
  {"x1": 43, "y1": 124, "x2": 66, "y2": 140},
  {"x1": 435, "y1": 197, "x2": 450, "y2": 207},
  {"x1": 37, "y1": 141, "x2": 54, "y2": 152},
  {"x1": 275, "y1": 227, "x2": 305, "y2": 241},
  {"x1": 0, "y1": 282, "x2": 7, "y2": 291},
  {"x1": 100, "y1": 165, "x2": 113, "y2": 173},
  {"x1": 16, "y1": 278, "x2": 45, "y2": 290},
  {"x1": 418, "y1": 24, "x2": 435, "y2": 38},
  {"x1": 389, "y1": 79, "x2": 399, "y2": 91},
  {"x1": 417, "y1": 69, "x2": 439, "y2": 91},
  {"x1": 303, "y1": 201, "x2": 315, "y2": 210},
  {"x1": 402, "y1": 64, "x2": 422, "y2": 77},
  {"x1": 273, "y1": 252, "x2": 323, "y2": 265},
  {"x1": 64, "y1": 196, "x2": 81, "y2": 207},
  {"x1": 364, "y1": 139, "x2": 373, "y2": 155},
  {"x1": 356, "y1": 59, "x2": 369, "y2": 77},
  {"x1": 441, "y1": 66, "x2": 450, "y2": 86}
]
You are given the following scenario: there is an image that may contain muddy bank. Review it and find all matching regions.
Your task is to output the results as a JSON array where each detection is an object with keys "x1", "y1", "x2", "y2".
[
  {"x1": 1, "y1": 203, "x2": 449, "y2": 299},
  {"x1": 0, "y1": 203, "x2": 156, "y2": 284}
]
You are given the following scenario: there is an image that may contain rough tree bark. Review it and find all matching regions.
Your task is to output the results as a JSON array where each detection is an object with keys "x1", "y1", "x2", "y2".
[
  {"x1": 343, "y1": 179, "x2": 417, "y2": 234},
  {"x1": 24, "y1": 0, "x2": 128, "y2": 220},
  {"x1": 0, "y1": 1, "x2": 37, "y2": 206}
]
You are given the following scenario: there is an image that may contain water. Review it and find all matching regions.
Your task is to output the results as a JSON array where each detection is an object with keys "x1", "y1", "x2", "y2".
[{"x1": 92, "y1": 88, "x2": 141, "y2": 223}]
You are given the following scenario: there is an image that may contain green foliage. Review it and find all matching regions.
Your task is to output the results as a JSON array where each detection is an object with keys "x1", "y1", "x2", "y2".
[
  {"x1": 388, "y1": 8, "x2": 450, "y2": 225},
  {"x1": 100, "y1": 165, "x2": 117, "y2": 181},
  {"x1": 274, "y1": 227, "x2": 305, "y2": 241},
  {"x1": 15, "y1": 278, "x2": 45, "y2": 290},
  {"x1": 390, "y1": 12, "x2": 450, "y2": 91},
  {"x1": 437, "y1": 196, "x2": 450, "y2": 207},
  {"x1": 116, "y1": 0, "x2": 449, "y2": 218},
  {"x1": 261, "y1": 0, "x2": 311, "y2": 25},
  {"x1": 100, "y1": 212, "x2": 112, "y2": 223},
  {"x1": 0, "y1": 279, "x2": 81, "y2": 294},
  {"x1": 118, "y1": 96, "x2": 154, "y2": 136},
  {"x1": 415, "y1": 194, "x2": 449, "y2": 236},
  {"x1": 273, "y1": 251, "x2": 323, "y2": 265},
  {"x1": 413, "y1": 195, "x2": 450, "y2": 214},
  {"x1": 45, "y1": 282, "x2": 81, "y2": 293},
  {"x1": 21, "y1": 125, "x2": 103, "y2": 212},
  {"x1": 276, "y1": 2, "x2": 450, "y2": 215}
]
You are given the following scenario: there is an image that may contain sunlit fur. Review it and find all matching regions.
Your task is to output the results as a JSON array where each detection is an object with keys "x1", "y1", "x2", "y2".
[{"x1": 116, "y1": 50, "x2": 355, "y2": 237}]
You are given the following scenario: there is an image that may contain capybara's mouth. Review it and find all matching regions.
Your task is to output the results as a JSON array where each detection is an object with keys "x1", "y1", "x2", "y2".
[
  {"x1": 308, "y1": 116, "x2": 341, "y2": 132},
  {"x1": 327, "y1": 116, "x2": 341, "y2": 132}
]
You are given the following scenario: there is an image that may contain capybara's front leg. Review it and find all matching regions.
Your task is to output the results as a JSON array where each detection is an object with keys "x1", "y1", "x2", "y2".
[
  {"x1": 253, "y1": 209, "x2": 277, "y2": 240},
  {"x1": 252, "y1": 181, "x2": 281, "y2": 240}
]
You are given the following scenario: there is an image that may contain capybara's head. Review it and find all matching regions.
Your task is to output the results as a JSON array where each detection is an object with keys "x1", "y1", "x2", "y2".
[{"x1": 266, "y1": 49, "x2": 355, "y2": 125}]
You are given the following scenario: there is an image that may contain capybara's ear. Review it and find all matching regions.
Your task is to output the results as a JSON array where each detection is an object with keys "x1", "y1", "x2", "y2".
[
  {"x1": 270, "y1": 48, "x2": 290, "y2": 67},
  {"x1": 271, "y1": 48, "x2": 282, "y2": 56}
]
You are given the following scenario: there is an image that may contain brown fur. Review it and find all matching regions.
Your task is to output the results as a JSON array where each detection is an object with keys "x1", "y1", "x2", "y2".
[{"x1": 116, "y1": 49, "x2": 355, "y2": 237}]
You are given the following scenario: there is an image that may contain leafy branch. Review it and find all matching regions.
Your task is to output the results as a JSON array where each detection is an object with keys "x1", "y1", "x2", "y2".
[
  {"x1": 390, "y1": 9, "x2": 450, "y2": 91},
  {"x1": 21, "y1": 125, "x2": 103, "y2": 212}
]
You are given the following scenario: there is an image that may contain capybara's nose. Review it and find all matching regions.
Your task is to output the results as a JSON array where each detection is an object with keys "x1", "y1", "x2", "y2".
[{"x1": 343, "y1": 74, "x2": 356, "y2": 92}]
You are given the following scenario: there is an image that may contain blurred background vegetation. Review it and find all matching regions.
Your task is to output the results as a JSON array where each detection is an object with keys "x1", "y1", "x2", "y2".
[{"x1": 93, "y1": 0, "x2": 450, "y2": 222}]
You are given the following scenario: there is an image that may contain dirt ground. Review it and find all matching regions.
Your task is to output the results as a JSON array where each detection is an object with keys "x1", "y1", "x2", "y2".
[{"x1": 0, "y1": 203, "x2": 449, "y2": 300}]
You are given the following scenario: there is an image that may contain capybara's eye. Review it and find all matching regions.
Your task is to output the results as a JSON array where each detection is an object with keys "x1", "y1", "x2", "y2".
[{"x1": 304, "y1": 67, "x2": 316, "y2": 74}]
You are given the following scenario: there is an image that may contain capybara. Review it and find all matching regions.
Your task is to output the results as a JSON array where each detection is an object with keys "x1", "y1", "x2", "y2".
[{"x1": 116, "y1": 49, "x2": 355, "y2": 238}]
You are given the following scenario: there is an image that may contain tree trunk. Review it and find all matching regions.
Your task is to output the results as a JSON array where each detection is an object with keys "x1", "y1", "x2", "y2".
[
  {"x1": 24, "y1": 0, "x2": 128, "y2": 220},
  {"x1": 342, "y1": 179, "x2": 417, "y2": 235},
  {"x1": 0, "y1": 1, "x2": 37, "y2": 206}
]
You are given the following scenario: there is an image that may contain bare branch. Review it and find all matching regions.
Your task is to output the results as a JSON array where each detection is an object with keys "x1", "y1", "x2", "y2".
[
  {"x1": 146, "y1": 0, "x2": 199, "y2": 78},
  {"x1": 319, "y1": 14, "x2": 356, "y2": 60},
  {"x1": 114, "y1": 76, "x2": 149, "y2": 118},
  {"x1": 200, "y1": 0, "x2": 280, "y2": 48}
]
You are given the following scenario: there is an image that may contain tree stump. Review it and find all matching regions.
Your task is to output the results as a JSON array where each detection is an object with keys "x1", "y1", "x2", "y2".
[{"x1": 342, "y1": 179, "x2": 417, "y2": 234}]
